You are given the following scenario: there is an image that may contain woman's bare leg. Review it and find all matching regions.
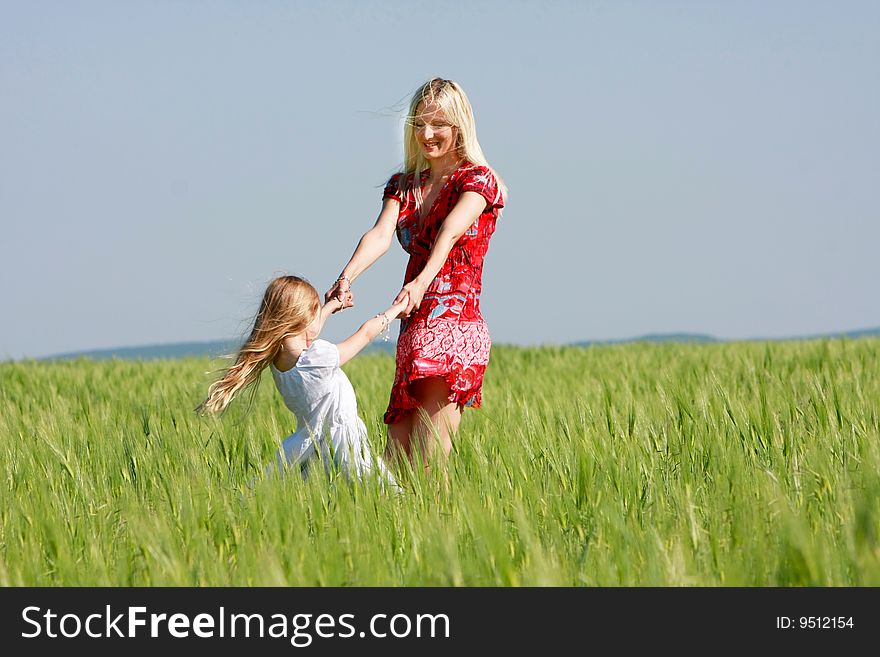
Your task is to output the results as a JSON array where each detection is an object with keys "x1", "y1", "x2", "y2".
[
  {"x1": 409, "y1": 377, "x2": 462, "y2": 467},
  {"x1": 386, "y1": 414, "x2": 414, "y2": 464}
]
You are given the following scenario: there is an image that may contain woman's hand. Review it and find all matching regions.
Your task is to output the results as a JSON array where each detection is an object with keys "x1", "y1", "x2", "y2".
[
  {"x1": 324, "y1": 277, "x2": 353, "y2": 305},
  {"x1": 329, "y1": 291, "x2": 354, "y2": 314},
  {"x1": 394, "y1": 278, "x2": 428, "y2": 316}
]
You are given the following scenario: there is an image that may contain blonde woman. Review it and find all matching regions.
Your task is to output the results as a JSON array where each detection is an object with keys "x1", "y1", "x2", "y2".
[
  {"x1": 199, "y1": 275, "x2": 405, "y2": 487},
  {"x1": 326, "y1": 78, "x2": 506, "y2": 469}
]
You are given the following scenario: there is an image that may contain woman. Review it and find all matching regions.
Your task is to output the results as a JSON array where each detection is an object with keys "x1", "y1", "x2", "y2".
[{"x1": 326, "y1": 77, "x2": 506, "y2": 468}]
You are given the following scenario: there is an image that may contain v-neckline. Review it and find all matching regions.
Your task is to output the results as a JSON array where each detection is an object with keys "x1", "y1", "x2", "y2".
[{"x1": 417, "y1": 165, "x2": 460, "y2": 225}]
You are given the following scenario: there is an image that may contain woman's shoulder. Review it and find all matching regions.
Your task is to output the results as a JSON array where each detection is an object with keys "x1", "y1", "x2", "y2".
[
  {"x1": 457, "y1": 163, "x2": 498, "y2": 184},
  {"x1": 456, "y1": 163, "x2": 504, "y2": 209},
  {"x1": 384, "y1": 170, "x2": 422, "y2": 188},
  {"x1": 460, "y1": 162, "x2": 492, "y2": 174},
  {"x1": 383, "y1": 171, "x2": 409, "y2": 201}
]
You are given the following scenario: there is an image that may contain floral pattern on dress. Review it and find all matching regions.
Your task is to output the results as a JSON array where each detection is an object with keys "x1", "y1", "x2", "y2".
[{"x1": 381, "y1": 163, "x2": 504, "y2": 424}]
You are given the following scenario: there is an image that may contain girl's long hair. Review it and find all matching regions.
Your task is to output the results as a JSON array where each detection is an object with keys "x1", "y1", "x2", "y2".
[
  {"x1": 197, "y1": 275, "x2": 319, "y2": 415},
  {"x1": 399, "y1": 77, "x2": 507, "y2": 208}
]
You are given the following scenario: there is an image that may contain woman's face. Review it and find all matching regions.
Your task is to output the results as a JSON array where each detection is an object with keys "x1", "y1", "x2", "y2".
[{"x1": 413, "y1": 101, "x2": 458, "y2": 162}]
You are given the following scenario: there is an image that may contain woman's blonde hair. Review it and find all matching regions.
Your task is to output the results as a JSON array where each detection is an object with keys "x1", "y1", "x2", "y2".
[
  {"x1": 400, "y1": 77, "x2": 506, "y2": 206},
  {"x1": 197, "y1": 275, "x2": 320, "y2": 415}
]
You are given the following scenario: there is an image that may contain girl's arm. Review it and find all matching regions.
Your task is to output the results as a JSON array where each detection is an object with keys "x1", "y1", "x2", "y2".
[
  {"x1": 325, "y1": 198, "x2": 400, "y2": 303},
  {"x1": 306, "y1": 294, "x2": 351, "y2": 342},
  {"x1": 393, "y1": 191, "x2": 487, "y2": 315},
  {"x1": 336, "y1": 300, "x2": 408, "y2": 366}
]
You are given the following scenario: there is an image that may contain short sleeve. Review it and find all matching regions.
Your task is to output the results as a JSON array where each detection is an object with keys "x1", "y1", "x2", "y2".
[
  {"x1": 296, "y1": 339, "x2": 339, "y2": 370},
  {"x1": 458, "y1": 166, "x2": 504, "y2": 211},
  {"x1": 382, "y1": 172, "x2": 404, "y2": 202}
]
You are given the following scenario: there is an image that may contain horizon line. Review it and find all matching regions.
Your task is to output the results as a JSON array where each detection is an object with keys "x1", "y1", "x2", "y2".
[{"x1": 6, "y1": 325, "x2": 878, "y2": 362}]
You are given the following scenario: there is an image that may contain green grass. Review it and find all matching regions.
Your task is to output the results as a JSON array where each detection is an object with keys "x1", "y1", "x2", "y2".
[{"x1": 1, "y1": 339, "x2": 879, "y2": 585}]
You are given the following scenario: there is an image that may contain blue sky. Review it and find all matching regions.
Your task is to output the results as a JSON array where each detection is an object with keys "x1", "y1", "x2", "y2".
[{"x1": 2, "y1": 1, "x2": 878, "y2": 359}]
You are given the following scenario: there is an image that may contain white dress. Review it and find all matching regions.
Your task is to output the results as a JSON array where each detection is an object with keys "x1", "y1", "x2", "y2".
[{"x1": 269, "y1": 339, "x2": 398, "y2": 489}]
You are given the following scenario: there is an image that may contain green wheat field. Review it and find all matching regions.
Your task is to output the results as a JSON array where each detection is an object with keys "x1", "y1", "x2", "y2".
[{"x1": 1, "y1": 339, "x2": 878, "y2": 586}]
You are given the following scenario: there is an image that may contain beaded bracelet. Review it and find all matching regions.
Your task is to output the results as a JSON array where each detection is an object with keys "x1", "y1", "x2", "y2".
[{"x1": 376, "y1": 312, "x2": 392, "y2": 342}]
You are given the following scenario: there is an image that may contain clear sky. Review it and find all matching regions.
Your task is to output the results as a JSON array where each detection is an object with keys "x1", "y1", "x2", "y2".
[{"x1": 2, "y1": 1, "x2": 878, "y2": 360}]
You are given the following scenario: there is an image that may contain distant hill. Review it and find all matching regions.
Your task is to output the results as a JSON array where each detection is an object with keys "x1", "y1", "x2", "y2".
[
  {"x1": 37, "y1": 327, "x2": 880, "y2": 361},
  {"x1": 829, "y1": 327, "x2": 880, "y2": 339},
  {"x1": 574, "y1": 333, "x2": 718, "y2": 346},
  {"x1": 574, "y1": 327, "x2": 880, "y2": 347}
]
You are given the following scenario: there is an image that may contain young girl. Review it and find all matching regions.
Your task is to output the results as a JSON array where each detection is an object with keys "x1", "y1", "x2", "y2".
[{"x1": 198, "y1": 275, "x2": 405, "y2": 488}]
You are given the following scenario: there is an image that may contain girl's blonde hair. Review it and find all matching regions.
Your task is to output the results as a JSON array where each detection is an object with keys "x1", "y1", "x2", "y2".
[
  {"x1": 400, "y1": 77, "x2": 507, "y2": 207},
  {"x1": 197, "y1": 275, "x2": 320, "y2": 415}
]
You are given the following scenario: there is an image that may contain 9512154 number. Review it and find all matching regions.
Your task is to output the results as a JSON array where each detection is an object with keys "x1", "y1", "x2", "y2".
[{"x1": 776, "y1": 617, "x2": 854, "y2": 629}]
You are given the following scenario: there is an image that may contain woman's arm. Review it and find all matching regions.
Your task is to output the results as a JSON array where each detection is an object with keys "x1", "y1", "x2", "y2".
[
  {"x1": 325, "y1": 198, "x2": 400, "y2": 303},
  {"x1": 393, "y1": 191, "x2": 487, "y2": 315},
  {"x1": 336, "y1": 300, "x2": 408, "y2": 366}
]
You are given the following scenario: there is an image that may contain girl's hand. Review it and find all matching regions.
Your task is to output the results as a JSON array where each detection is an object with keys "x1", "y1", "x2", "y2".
[
  {"x1": 386, "y1": 299, "x2": 410, "y2": 320},
  {"x1": 394, "y1": 279, "x2": 428, "y2": 316},
  {"x1": 330, "y1": 291, "x2": 354, "y2": 314},
  {"x1": 324, "y1": 277, "x2": 353, "y2": 305},
  {"x1": 324, "y1": 275, "x2": 354, "y2": 308}
]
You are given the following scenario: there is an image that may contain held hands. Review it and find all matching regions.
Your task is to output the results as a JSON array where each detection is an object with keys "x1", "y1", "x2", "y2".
[
  {"x1": 325, "y1": 275, "x2": 354, "y2": 312},
  {"x1": 324, "y1": 276, "x2": 353, "y2": 306},
  {"x1": 386, "y1": 298, "x2": 410, "y2": 321},
  {"x1": 393, "y1": 279, "x2": 428, "y2": 317},
  {"x1": 329, "y1": 291, "x2": 354, "y2": 314}
]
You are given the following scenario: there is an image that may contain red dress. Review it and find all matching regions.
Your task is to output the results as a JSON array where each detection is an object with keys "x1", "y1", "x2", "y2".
[{"x1": 382, "y1": 163, "x2": 505, "y2": 425}]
